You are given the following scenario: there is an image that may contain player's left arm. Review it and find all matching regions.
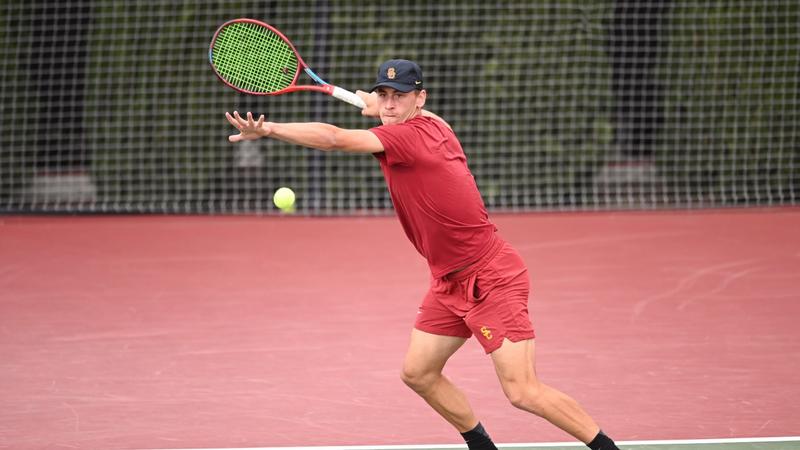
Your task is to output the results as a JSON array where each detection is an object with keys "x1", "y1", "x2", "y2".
[{"x1": 226, "y1": 111, "x2": 383, "y2": 154}]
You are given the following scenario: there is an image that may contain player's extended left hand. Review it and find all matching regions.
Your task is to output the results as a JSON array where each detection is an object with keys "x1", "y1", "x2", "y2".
[{"x1": 226, "y1": 111, "x2": 271, "y2": 143}]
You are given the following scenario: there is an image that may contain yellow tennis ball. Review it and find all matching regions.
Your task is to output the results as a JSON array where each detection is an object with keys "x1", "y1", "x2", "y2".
[{"x1": 273, "y1": 187, "x2": 296, "y2": 210}]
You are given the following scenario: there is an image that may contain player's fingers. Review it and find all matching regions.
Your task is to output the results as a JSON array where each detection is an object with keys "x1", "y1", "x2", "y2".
[
  {"x1": 233, "y1": 111, "x2": 248, "y2": 127},
  {"x1": 355, "y1": 92, "x2": 368, "y2": 116},
  {"x1": 226, "y1": 112, "x2": 244, "y2": 130},
  {"x1": 227, "y1": 112, "x2": 249, "y2": 133},
  {"x1": 356, "y1": 90, "x2": 378, "y2": 117},
  {"x1": 225, "y1": 112, "x2": 239, "y2": 128},
  {"x1": 356, "y1": 90, "x2": 368, "y2": 105}
]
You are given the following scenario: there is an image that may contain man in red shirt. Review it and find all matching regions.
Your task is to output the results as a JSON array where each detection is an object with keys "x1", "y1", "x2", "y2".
[{"x1": 226, "y1": 59, "x2": 620, "y2": 450}]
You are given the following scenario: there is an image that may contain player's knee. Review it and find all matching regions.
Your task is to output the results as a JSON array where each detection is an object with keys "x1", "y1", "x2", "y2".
[
  {"x1": 504, "y1": 387, "x2": 528, "y2": 410},
  {"x1": 400, "y1": 364, "x2": 436, "y2": 394},
  {"x1": 504, "y1": 381, "x2": 545, "y2": 415}
]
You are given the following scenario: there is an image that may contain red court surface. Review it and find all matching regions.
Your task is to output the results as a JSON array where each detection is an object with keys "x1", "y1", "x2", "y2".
[{"x1": 1, "y1": 208, "x2": 799, "y2": 450}]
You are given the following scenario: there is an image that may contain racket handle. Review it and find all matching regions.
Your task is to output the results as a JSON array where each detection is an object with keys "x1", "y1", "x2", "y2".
[{"x1": 331, "y1": 86, "x2": 366, "y2": 109}]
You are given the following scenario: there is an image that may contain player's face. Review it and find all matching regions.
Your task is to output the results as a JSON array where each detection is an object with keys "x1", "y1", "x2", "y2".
[{"x1": 376, "y1": 87, "x2": 426, "y2": 125}]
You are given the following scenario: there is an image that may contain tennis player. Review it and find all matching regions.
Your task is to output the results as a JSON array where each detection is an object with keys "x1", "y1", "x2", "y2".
[{"x1": 225, "y1": 59, "x2": 621, "y2": 450}]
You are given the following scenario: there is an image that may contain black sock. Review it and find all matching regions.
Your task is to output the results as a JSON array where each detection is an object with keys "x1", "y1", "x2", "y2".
[
  {"x1": 460, "y1": 422, "x2": 498, "y2": 450},
  {"x1": 587, "y1": 430, "x2": 619, "y2": 450}
]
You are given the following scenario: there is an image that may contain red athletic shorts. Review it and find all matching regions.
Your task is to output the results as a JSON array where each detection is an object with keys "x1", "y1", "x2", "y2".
[{"x1": 414, "y1": 236, "x2": 536, "y2": 354}]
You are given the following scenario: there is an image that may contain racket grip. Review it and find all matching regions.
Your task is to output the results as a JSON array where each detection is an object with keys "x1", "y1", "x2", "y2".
[{"x1": 331, "y1": 86, "x2": 366, "y2": 109}]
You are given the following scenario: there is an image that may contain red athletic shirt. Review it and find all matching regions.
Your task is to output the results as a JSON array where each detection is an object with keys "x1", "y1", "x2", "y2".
[{"x1": 370, "y1": 115, "x2": 497, "y2": 278}]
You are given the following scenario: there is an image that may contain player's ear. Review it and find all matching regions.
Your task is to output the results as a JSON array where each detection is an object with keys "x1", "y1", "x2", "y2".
[{"x1": 416, "y1": 89, "x2": 427, "y2": 108}]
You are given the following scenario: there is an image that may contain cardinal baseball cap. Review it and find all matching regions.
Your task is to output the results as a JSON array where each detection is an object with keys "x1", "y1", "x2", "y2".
[{"x1": 370, "y1": 59, "x2": 424, "y2": 93}]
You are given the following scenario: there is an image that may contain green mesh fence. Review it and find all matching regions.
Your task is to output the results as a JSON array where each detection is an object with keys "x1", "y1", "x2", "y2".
[{"x1": 1, "y1": 1, "x2": 797, "y2": 214}]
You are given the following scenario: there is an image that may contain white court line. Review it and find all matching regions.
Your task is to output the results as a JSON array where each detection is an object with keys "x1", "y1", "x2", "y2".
[{"x1": 151, "y1": 435, "x2": 800, "y2": 450}]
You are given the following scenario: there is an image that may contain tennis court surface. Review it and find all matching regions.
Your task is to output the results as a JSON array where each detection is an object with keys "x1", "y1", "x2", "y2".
[
  {"x1": 152, "y1": 437, "x2": 800, "y2": 450},
  {"x1": 1, "y1": 208, "x2": 798, "y2": 450}
]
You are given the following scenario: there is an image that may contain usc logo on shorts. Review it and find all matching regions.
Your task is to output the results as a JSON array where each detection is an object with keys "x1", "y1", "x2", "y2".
[{"x1": 480, "y1": 326, "x2": 493, "y2": 340}]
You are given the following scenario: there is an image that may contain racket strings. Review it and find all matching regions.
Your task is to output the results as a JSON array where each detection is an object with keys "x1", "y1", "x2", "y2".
[{"x1": 212, "y1": 22, "x2": 298, "y2": 93}]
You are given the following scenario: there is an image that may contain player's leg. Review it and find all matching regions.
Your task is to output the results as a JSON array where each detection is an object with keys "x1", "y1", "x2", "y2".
[
  {"x1": 401, "y1": 328, "x2": 477, "y2": 432},
  {"x1": 491, "y1": 338, "x2": 618, "y2": 449},
  {"x1": 411, "y1": 275, "x2": 501, "y2": 450}
]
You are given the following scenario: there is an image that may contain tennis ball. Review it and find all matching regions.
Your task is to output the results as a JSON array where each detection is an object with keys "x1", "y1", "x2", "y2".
[{"x1": 273, "y1": 187, "x2": 296, "y2": 211}]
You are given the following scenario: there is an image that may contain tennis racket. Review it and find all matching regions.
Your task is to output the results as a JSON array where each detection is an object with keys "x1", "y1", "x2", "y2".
[{"x1": 209, "y1": 18, "x2": 365, "y2": 109}]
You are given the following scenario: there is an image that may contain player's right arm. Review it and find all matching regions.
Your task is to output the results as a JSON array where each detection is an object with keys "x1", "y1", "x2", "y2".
[
  {"x1": 420, "y1": 109, "x2": 453, "y2": 130},
  {"x1": 226, "y1": 111, "x2": 383, "y2": 154}
]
